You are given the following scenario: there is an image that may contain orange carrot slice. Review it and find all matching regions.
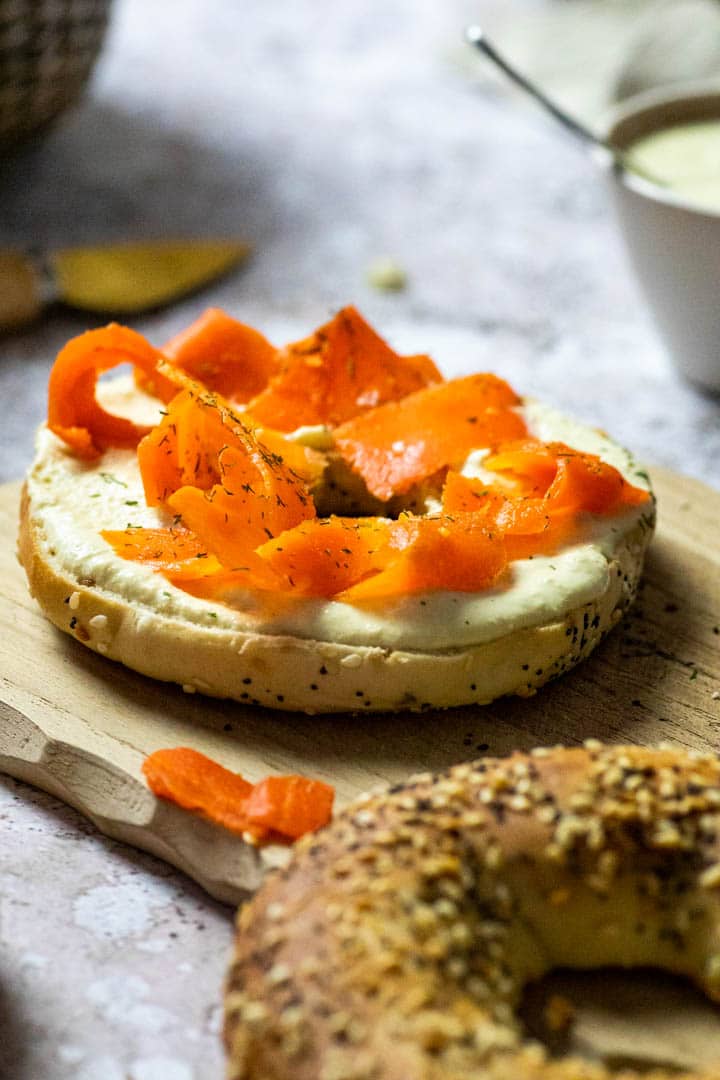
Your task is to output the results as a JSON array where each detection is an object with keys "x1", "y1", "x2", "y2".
[
  {"x1": 545, "y1": 444, "x2": 650, "y2": 514},
  {"x1": 246, "y1": 305, "x2": 442, "y2": 431},
  {"x1": 339, "y1": 513, "x2": 508, "y2": 601},
  {"x1": 441, "y1": 472, "x2": 574, "y2": 560},
  {"x1": 136, "y1": 391, "x2": 193, "y2": 506},
  {"x1": 160, "y1": 308, "x2": 278, "y2": 401},
  {"x1": 243, "y1": 416, "x2": 326, "y2": 489},
  {"x1": 101, "y1": 526, "x2": 225, "y2": 582},
  {"x1": 167, "y1": 428, "x2": 316, "y2": 570},
  {"x1": 137, "y1": 381, "x2": 324, "y2": 509},
  {"x1": 142, "y1": 748, "x2": 335, "y2": 843},
  {"x1": 244, "y1": 775, "x2": 335, "y2": 839},
  {"x1": 47, "y1": 324, "x2": 176, "y2": 459},
  {"x1": 256, "y1": 516, "x2": 393, "y2": 597},
  {"x1": 484, "y1": 441, "x2": 650, "y2": 514},
  {"x1": 333, "y1": 374, "x2": 526, "y2": 501},
  {"x1": 164, "y1": 565, "x2": 275, "y2": 599},
  {"x1": 480, "y1": 439, "x2": 560, "y2": 496},
  {"x1": 142, "y1": 747, "x2": 254, "y2": 836}
]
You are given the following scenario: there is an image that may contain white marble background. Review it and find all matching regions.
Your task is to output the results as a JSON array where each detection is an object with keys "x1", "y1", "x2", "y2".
[{"x1": 1, "y1": 2, "x2": 719, "y2": 1078}]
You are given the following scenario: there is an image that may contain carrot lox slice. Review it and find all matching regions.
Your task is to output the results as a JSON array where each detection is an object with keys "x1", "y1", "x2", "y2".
[
  {"x1": 168, "y1": 430, "x2": 316, "y2": 571},
  {"x1": 333, "y1": 374, "x2": 527, "y2": 501},
  {"x1": 544, "y1": 444, "x2": 650, "y2": 514},
  {"x1": 47, "y1": 324, "x2": 176, "y2": 459},
  {"x1": 246, "y1": 305, "x2": 442, "y2": 431},
  {"x1": 136, "y1": 391, "x2": 192, "y2": 506},
  {"x1": 256, "y1": 516, "x2": 394, "y2": 598},
  {"x1": 101, "y1": 526, "x2": 224, "y2": 582},
  {"x1": 441, "y1": 471, "x2": 575, "y2": 560},
  {"x1": 159, "y1": 307, "x2": 279, "y2": 401},
  {"x1": 484, "y1": 441, "x2": 650, "y2": 515},
  {"x1": 137, "y1": 383, "x2": 246, "y2": 506},
  {"x1": 480, "y1": 439, "x2": 560, "y2": 496},
  {"x1": 142, "y1": 748, "x2": 335, "y2": 843},
  {"x1": 137, "y1": 379, "x2": 324, "y2": 509},
  {"x1": 244, "y1": 775, "x2": 335, "y2": 839},
  {"x1": 142, "y1": 748, "x2": 255, "y2": 836},
  {"x1": 339, "y1": 513, "x2": 508, "y2": 601}
]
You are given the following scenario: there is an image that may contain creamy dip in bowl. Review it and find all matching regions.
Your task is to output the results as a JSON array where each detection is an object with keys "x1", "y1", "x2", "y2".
[{"x1": 603, "y1": 83, "x2": 720, "y2": 392}]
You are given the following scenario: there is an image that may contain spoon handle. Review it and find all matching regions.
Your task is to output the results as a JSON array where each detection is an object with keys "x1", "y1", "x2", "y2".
[{"x1": 465, "y1": 25, "x2": 610, "y2": 154}]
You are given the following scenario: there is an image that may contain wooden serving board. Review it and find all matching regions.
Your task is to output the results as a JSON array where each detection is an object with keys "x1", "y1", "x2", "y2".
[{"x1": 1, "y1": 469, "x2": 719, "y2": 906}]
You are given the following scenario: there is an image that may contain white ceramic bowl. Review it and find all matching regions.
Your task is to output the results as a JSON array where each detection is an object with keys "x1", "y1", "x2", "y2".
[{"x1": 604, "y1": 83, "x2": 720, "y2": 393}]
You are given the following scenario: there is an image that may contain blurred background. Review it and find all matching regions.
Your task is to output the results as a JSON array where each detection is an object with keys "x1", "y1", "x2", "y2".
[
  {"x1": 1, "y1": 0, "x2": 719, "y2": 484},
  {"x1": 2, "y1": 5, "x2": 720, "y2": 1077}
]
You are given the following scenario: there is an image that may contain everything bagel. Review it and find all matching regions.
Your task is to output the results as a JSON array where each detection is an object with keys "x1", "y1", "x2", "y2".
[
  {"x1": 225, "y1": 743, "x2": 720, "y2": 1079},
  {"x1": 19, "y1": 308, "x2": 654, "y2": 712}
]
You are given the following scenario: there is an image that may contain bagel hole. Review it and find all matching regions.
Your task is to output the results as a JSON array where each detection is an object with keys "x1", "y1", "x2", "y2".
[
  {"x1": 312, "y1": 457, "x2": 446, "y2": 520},
  {"x1": 520, "y1": 968, "x2": 720, "y2": 1073}
]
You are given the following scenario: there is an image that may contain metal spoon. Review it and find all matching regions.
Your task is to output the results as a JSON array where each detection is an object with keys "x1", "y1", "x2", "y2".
[{"x1": 465, "y1": 25, "x2": 664, "y2": 186}]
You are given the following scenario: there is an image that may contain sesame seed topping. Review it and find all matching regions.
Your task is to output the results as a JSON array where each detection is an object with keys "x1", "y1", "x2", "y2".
[
  {"x1": 226, "y1": 743, "x2": 720, "y2": 1079},
  {"x1": 267, "y1": 963, "x2": 291, "y2": 985},
  {"x1": 699, "y1": 863, "x2": 720, "y2": 890}
]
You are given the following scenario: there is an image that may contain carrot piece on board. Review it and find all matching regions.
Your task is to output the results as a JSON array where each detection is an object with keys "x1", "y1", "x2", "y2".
[
  {"x1": 244, "y1": 775, "x2": 335, "y2": 839},
  {"x1": 160, "y1": 308, "x2": 279, "y2": 401},
  {"x1": 47, "y1": 324, "x2": 177, "y2": 459},
  {"x1": 142, "y1": 748, "x2": 254, "y2": 836},
  {"x1": 333, "y1": 373, "x2": 526, "y2": 501},
  {"x1": 256, "y1": 515, "x2": 393, "y2": 598},
  {"x1": 246, "y1": 305, "x2": 442, "y2": 431},
  {"x1": 142, "y1": 749, "x2": 335, "y2": 843}
]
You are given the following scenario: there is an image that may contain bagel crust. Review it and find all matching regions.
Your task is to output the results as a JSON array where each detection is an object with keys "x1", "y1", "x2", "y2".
[
  {"x1": 18, "y1": 382, "x2": 655, "y2": 713},
  {"x1": 225, "y1": 744, "x2": 720, "y2": 1079}
]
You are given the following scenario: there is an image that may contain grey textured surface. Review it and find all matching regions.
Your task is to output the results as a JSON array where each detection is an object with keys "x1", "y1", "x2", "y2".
[{"x1": 1, "y1": 2, "x2": 719, "y2": 1078}]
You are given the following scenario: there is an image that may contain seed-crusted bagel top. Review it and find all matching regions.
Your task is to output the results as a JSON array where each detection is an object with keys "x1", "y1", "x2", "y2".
[{"x1": 225, "y1": 743, "x2": 720, "y2": 1078}]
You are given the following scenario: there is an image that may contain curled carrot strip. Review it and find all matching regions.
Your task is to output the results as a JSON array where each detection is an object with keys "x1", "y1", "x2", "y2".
[
  {"x1": 142, "y1": 747, "x2": 254, "y2": 836},
  {"x1": 100, "y1": 526, "x2": 225, "y2": 583},
  {"x1": 47, "y1": 324, "x2": 176, "y2": 459},
  {"x1": 247, "y1": 305, "x2": 442, "y2": 431},
  {"x1": 333, "y1": 373, "x2": 526, "y2": 501},
  {"x1": 142, "y1": 748, "x2": 334, "y2": 844},
  {"x1": 160, "y1": 307, "x2": 278, "y2": 401},
  {"x1": 337, "y1": 513, "x2": 508, "y2": 601},
  {"x1": 244, "y1": 775, "x2": 335, "y2": 839},
  {"x1": 483, "y1": 441, "x2": 651, "y2": 514},
  {"x1": 256, "y1": 515, "x2": 393, "y2": 598},
  {"x1": 137, "y1": 376, "x2": 324, "y2": 508}
]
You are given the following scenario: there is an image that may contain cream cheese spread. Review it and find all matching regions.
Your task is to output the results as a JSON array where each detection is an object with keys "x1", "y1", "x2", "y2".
[{"x1": 27, "y1": 380, "x2": 653, "y2": 653}]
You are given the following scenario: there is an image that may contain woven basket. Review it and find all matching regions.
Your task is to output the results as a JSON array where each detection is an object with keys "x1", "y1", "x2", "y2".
[{"x1": 0, "y1": 0, "x2": 111, "y2": 150}]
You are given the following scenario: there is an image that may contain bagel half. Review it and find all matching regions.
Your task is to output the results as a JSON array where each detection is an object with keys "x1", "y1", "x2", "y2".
[
  {"x1": 18, "y1": 378, "x2": 654, "y2": 714},
  {"x1": 225, "y1": 743, "x2": 720, "y2": 1079}
]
